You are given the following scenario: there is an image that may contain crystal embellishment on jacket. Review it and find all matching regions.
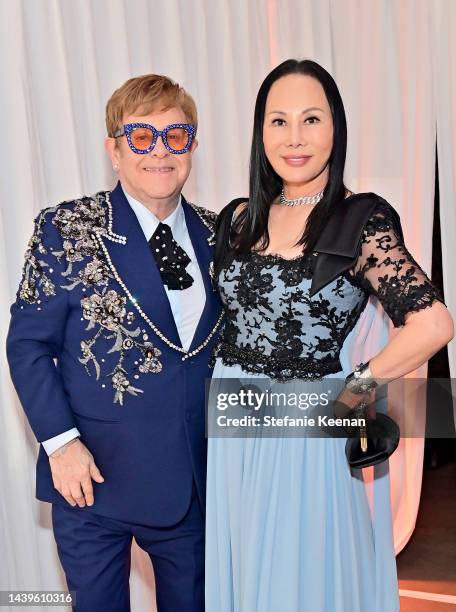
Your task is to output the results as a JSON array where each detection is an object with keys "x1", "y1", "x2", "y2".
[{"x1": 14, "y1": 191, "x2": 216, "y2": 404}]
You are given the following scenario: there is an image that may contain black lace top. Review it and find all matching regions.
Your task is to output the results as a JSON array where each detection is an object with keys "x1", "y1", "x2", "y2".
[{"x1": 213, "y1": 197, "x2": 445, "y2": 381}]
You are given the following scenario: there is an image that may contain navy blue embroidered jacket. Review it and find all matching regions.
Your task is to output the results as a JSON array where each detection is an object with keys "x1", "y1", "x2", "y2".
[{"x1": 7, "y1": 182, "x2": 222, "y2": 526}]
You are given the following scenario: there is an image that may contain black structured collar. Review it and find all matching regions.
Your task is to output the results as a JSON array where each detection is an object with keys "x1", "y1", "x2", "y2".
[{"x1": 310, "y1": 193, "x2": 390, "y2": 296}]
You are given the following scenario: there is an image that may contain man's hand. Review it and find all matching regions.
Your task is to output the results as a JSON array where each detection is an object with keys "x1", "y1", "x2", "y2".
[{"x1": 49, "y1": 438, "x2": 104, "y2": 507}]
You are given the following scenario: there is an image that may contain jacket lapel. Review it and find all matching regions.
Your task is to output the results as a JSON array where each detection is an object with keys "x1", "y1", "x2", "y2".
[
  {"x1": 182, "y1": 197, "x2": 221, "y2": 353},
  {"x1": 101, "y1": 183, "x2": 182, "y2": 348}
]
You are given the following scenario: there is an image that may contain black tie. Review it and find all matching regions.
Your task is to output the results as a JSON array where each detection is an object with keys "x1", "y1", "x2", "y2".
[{"x1": 149, "y1": 222, "x2": 194, "y2": 290}]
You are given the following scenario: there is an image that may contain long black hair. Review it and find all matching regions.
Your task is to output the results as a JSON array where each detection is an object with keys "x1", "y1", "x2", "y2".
[{"x1": 233, "y1": 59, "x2": 348, "y2": 254}]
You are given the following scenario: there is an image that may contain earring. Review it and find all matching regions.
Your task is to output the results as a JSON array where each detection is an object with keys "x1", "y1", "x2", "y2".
[{"x1": 113, "y1": 164, "x2": 119, "y2": 171}]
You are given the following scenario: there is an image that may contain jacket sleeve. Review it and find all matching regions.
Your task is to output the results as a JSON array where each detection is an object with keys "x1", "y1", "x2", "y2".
[
  {"x1": 42, "y1": 428, "x2": 81, "y2": 456},
  {"x1": 350, "y1": 199, "x2": 446, "y2": 327},
  {"x1": 6, "y1": 206, "x2": 77, "y2": 442}
]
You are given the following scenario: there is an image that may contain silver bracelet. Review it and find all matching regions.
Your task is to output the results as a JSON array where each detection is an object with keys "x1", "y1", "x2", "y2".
[{"x1": 344, "y1": 362, "x2": 378, "y2": 394}]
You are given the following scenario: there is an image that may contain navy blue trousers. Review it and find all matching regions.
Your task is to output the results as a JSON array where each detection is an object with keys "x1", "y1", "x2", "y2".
[{"x1": 51, "y1": 487, "x2": 204, "y2": 612}]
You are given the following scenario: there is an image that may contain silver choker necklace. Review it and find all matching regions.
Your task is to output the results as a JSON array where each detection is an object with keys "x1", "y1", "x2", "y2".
[{"x1": 279, "y1": 189, "x2": 324, "y2": 206}]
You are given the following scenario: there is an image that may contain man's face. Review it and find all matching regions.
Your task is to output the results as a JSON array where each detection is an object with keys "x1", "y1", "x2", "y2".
[{"x1": 105, "y1": 106, "x2": 198, "y2": 206}]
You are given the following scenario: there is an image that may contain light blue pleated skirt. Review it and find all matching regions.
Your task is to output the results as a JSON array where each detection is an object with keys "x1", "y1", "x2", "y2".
[{"x1": 205, "y1": 358, "x2": 400, "y2": 612}]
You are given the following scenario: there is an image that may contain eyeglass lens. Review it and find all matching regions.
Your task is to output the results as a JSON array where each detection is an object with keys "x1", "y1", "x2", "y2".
[{"x1": 130, "y1": 127, "x2": 190, "y2": 151}]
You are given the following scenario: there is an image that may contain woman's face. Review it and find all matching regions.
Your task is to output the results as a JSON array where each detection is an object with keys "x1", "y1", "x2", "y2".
[{"x1": 263, "y1": 74, "x2": 333, "y2": 197}]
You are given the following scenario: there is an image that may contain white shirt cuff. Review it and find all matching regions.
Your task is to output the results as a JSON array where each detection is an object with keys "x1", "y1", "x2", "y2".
[{"x1": 41, "y1": 428, "x2": 81, "y2": 456}]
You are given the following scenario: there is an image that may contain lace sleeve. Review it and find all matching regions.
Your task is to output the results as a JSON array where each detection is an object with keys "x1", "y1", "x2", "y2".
[{"x1": 350, "y1": 199, "x2": 445, "y2": 327}]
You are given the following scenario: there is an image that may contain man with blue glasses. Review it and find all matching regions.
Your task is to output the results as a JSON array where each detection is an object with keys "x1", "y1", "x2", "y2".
[{"x1": 7, "y1": 74, "x2": 223, "y2": 612}]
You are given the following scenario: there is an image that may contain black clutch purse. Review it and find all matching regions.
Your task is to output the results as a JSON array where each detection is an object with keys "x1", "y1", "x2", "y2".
[{"x1": 344, "y1": 402, "x2": 400, "y2": 468}]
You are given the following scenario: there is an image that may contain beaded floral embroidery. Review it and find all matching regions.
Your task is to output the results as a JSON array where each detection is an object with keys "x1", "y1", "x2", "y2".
[
  {"x1": 16, "y1": 191, "x2": 218, "y2": 404},
  {"x1": 19, "y1": 206, "x2": 60, "y2": 305},
  {"x1": 79, "y1": 288, "x2": 162, "y2": 404}
]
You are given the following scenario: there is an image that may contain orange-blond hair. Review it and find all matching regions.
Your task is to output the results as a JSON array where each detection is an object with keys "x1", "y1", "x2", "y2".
[{"x1": 105, "y1": 74, "x2": 197, "y2": 137}]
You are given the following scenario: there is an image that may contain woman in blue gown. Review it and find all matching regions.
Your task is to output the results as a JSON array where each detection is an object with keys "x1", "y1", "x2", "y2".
[{"x1": 205, "y1": 59, "x2": 453, "y2": 612}]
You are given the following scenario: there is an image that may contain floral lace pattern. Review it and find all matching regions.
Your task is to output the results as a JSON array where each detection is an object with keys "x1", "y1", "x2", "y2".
[
  {"x1": 349, "y1": 200, "x2": 444, "y2": 327},
  {"x1": 214, "y1": 252, "x2": 367, "y2": 380},
  {"x1": 214, "y1": 200, "x2": 444, "y2": 381},
  {"x1": 15, "y1": 191, "x2": 215, "y2": 404}
]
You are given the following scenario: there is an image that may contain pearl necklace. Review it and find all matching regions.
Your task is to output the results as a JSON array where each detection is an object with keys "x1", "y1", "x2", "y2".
[
  {"x1": 279, "y1": 189, "x2": 324, "y2": 207},
  {"x1": 94, "y1": 193, "x2": 224, "y2": 360},
  {"x1": 102, "y1": 192, "x2": 127, "y2": 244}
]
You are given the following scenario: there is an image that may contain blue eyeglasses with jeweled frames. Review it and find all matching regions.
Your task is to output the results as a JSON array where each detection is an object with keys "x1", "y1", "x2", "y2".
[{"x1": 113, "y1": 123, "x2": 195, "y2": 155}]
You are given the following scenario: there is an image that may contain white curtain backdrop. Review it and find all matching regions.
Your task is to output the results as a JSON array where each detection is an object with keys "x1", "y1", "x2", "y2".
[{"x1": 0, "y1": 1, "x2": 454, "y2": 610}]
